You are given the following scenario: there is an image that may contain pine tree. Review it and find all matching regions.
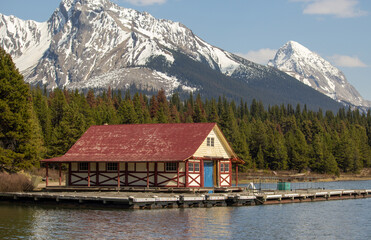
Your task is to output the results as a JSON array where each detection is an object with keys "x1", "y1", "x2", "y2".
[
  {"x1": 265, "y1": 125, "x2": 288, "y2": 170},
  {"x1": 193, "y1": 94, "x2": 207, "y2": 123},
  {"x1": 334, "y1": 131, "x2": 354, "y2": 172},
  {"x1": 48, "y1": 102, "x2": 86, "y2": 157},
  {"x1": 310, "y1": 133, "x2": 339, "y2": 174},
  {"x1": 256, "y1": 145, "x2": 265, "y2": 169},
  {"x1": 49, "y1": 89, "x2": 68, "y2": 128},
  {"x1": 170, "y1": 92, "x2": 181, "y2": 111},
  {"x1": 86, "y1": 89, "x2": 96, "y2": 108},
  {"x1": 156, "y1": 89, "x2": 170, "y2": 123},
  {"x1": 207, "y1": 98, "x2": 219, "y2": 123},
  {"x1": 249, "y1": 119, "x2": 268, "y2": 159},
  {"x1": 32, "y1": 87, "x2": 52, "y2": 144},
  {"x1": 118, "y1": 100, "x2": 138, "y2": 124},
  {"x1": 149, "y1": 95, "x2": 158, "y2": 120},
  {"x1": 286, "y1": 128, "x2": 309, "y2": 172},
  {"x1": 133, "y1": 93, "x2": 144, "y2": 123},
  {"x1": 170, "y1": 105, "x2": 181, "y2": 123},
  {"x1": 0, "y1": 48, "x2": 42, "y2": 169}
]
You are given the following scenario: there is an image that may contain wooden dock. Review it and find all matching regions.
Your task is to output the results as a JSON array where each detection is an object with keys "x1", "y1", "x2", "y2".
[{"x1": 0, "y1": 189, "x2": 370, "y2": 209}]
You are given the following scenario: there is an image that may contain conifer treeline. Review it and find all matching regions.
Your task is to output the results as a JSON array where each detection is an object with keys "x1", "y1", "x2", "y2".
[{"x1": 31, "y1": 87, "x2": 371, "y2": 175}]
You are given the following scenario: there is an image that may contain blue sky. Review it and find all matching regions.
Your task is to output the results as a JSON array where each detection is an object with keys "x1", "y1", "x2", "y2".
[{"x1": 2, "y1": 0, "x2": 371, "y2": 100}]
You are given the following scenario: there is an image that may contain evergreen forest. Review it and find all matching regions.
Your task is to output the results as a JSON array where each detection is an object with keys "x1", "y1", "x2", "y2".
[{"x1": 1, "y1": 48, "x2": 371, "y2": 175}]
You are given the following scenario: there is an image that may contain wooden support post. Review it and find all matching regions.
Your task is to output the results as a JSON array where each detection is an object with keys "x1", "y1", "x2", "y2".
[
  {"x1": 125, "y1": 163, "x2": 128, "y2": 186},
  {"x1": 88, "y1": 162, "x2": 91, "y2": 187},
  {"x1": 146, "y1": 162, "x2": 149, "y2": 188},
  {"x1": 68, "y1": 162, "x2": 71, "y2": 186},
  {"x1": 217, "y1": 161, "x2": 221, "y2": 188},
  {"x1": 229, "y1": 161, "x2": 232, "y2": 187},
  {"x1": 200, "y1": 160, "x2": 204, "y2": 187},
  {"x1": 46, "y1": 163, "x2": 49, "y2": 187},
  {"x1": 185, "y1": 160, "x2": 189, "y2": 188},
  {"x1": 58, "y1": 163, "x2": 62, "y2": 186},
  {"x1": 96, "y1": 163, "x2": 99, "y2": 186},
  {"x1": 154, "y1": 163, "x2": 158, "y2": 187},
  {"x1": 177, "y1": 162, "x2": 180, "y2": 187},
  {"x1": 117, "y1": 162, "x2": 120, "y2": 189},
  {"x1": 235, "y1": 164, "x2": 238, "y2": 187}
]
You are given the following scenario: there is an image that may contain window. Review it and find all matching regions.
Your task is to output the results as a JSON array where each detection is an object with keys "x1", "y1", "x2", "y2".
[
  {"x1": 221, "y1": 163, "x2": 229, "y2": 173},
  {"x1": 188, "y1": 162, "x2": 200, "y2": 173},
  {"x1": 165, "y1": 162, "x2": 177, "y2": 172},
  {"x1": 79, "y1": 162, "x2": 88, "y2": 171},
  {"x1": 224, "y1": 163, "x2": 229, "y2": 172},
  {"x1": 188, "y1": 162, "x2": 194, "y2": 172},
  {"x1": 207, "y1": 137, "x2": 214, "y2": 147},
  {"x1": 194, "y1": 163, "x2": 200, "y2": 172},
  {"x1": 107, "y1": 162, "x2": 118, "y2": 171}
]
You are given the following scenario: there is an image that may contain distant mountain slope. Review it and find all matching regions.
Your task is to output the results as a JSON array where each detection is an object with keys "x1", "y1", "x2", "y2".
[
  {"x1": 268, "y1": 41, "x2": 370, "y2": 109},
  {"x1": 0, "y1": 0, "x2": 343, "y2": 111}
]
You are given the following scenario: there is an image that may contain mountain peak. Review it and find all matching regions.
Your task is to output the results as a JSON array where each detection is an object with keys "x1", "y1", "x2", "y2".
[
  {"x1": 285, "y1": 41, "x2": 312, "y2": 55},
  {"x1": 60, "y1": 0, "x2": 110, "y2": 7},
  {"x1": 58, "y1": 0, "x2": 116, "y2": 15},
  {"x1": 269, "y1": 41, "x2": 370, "y2": 108},
  {"x1": 271, "y1": 41, "x2": 313, "y2": 65}
]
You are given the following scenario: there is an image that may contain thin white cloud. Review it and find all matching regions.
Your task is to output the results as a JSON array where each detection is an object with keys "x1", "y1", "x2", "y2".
[
  {"x1": 121, "y1": 0, "x2": 167, "y2": 6},
  {"x1": 328, "y1": 55, "x2": 368, "y2": 67},
  {"x1": 291, "y1": 0, "x2": 367, "y2": 18},
  {"x1": 237, "y1": 49, "x2": 277, "y2": 65}
]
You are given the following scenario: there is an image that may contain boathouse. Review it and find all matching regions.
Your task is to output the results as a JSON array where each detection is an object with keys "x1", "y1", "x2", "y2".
[{"x1": 42, "y1": 123, "x2": 244, "y2": 189}]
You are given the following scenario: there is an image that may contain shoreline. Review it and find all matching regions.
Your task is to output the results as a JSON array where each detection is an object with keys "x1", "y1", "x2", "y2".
[
  {"x1": 235, "y1": 168, "x2": 371, "y2": 184},
  {"x1": 236, "y1": 177, "x2": 371, "y2": 184}
]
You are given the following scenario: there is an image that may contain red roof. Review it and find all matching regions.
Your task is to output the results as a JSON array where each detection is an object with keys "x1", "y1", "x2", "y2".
[{"x1": 43, "y1": 123, "x2": 220, "y2": 163}]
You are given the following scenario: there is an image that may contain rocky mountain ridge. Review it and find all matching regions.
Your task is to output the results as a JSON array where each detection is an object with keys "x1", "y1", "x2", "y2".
[
  {"x1": 0, "y1": 0, "x2": 344, "y2": 111},
  {"x1": 268, "y1": 41, "x2": 370, "y2": 109}
]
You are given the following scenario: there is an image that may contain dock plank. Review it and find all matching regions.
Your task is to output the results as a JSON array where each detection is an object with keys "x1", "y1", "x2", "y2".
[{"x1": 1, "y1": 189, "x2": 370, "y2": 209}]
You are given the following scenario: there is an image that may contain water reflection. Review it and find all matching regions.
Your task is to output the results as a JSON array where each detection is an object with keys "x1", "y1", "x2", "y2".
[
  {"x1": 0, "y1": 180, "x2": 370, "y2": 239},
  {"x1": 0, "y1": 204, "x2": 36, "y2": 238},
  {"x1": 15, "y1": 207, "x2": 236, "y2": 239}
]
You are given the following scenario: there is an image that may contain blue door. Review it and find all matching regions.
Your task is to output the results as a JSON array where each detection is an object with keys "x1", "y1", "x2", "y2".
[{"x1": 204, "y1": 161, "x2": 214, "y2": 187}]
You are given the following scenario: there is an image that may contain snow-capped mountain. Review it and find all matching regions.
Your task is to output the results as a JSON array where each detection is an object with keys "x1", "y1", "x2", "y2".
[
  {"x1": 1, "y1": 0, "x2": 248, "y2": 92},
  {"x1": 0, "y1": 0, "x2": 344, "y2": 111},
  {"x1": 268, "y1": 41, "x2": 370, "y2": 108}
]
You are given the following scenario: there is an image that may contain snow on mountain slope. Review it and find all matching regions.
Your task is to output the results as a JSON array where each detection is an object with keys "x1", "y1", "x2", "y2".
[
  {"x1": 0, "y1": 14, "x2": 51, "y2": 74},
  {"x1": 0, "y1": 0, "x2": 248, "y2": 93},
  {"x1": 268, "y1": 41, "x2": 370, "y2": 108},
  {"x1": 0, "y1": 0, "x2": 347, "y2": 111}
]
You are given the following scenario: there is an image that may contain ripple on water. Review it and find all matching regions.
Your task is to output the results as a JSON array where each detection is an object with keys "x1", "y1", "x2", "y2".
[{"x1": 0, "y1": 180, "x2": 370, "y2": 239}]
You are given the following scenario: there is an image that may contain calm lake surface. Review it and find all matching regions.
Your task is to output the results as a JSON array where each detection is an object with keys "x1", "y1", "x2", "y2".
[{"x1": 1, "y1": 180, "x2": 370, "y2": 239}]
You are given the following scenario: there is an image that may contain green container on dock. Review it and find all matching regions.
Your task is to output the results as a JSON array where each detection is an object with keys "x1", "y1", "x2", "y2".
[{"x1": 277, "y1": 182, "x2": 291, "y2": 191}]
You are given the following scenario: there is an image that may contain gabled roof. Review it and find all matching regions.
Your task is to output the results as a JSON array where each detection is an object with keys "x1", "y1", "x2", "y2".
[{"x1": 43, "y1": 123, "x2": 239, "y2": 163}]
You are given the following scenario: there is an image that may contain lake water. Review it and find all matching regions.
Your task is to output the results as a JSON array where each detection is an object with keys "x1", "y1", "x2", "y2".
[{"x1": 0, "y1": 180, "x2": 370, "y2": 239}]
